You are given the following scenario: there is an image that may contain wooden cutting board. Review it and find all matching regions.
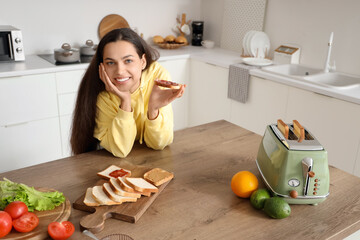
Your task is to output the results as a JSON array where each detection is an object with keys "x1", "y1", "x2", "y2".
[
  {"x1": 98, "y1": 14, "x2": 130, "y2": 39},
  {"x1": 3, "y1": 188, "x2": 71, "y2": 240},
  {"x1": 73, "y1": 162, "x2": 172, "y2": 233}
]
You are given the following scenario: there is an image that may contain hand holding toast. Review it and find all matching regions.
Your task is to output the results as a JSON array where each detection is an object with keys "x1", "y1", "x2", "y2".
[{"x1": 148, "y1": 80, "x2": 186, "y2": 119}]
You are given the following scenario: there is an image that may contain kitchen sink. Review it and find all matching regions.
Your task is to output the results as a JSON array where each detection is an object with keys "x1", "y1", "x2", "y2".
[
  {"x1": 262, "y1": 64, "x2": 323, "y2": 76},
  {"x1": 303, "y1": 72, "x2": 360, "y2": 89}
]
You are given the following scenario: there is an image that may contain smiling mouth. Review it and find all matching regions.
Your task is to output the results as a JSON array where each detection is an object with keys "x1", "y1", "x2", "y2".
[{"x1": 115, "y1": 77, "x2": 130, "y2": 82}]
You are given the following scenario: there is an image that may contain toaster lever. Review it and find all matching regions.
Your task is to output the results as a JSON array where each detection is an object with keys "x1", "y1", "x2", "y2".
[{"x1": 302, "y1": 157, "x2": 313, "y2": 196}]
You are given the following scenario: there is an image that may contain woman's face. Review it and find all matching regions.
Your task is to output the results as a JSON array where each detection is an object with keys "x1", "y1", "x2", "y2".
[{"x1": 102, "y1": 40, "x2": 146, "y2": 93}]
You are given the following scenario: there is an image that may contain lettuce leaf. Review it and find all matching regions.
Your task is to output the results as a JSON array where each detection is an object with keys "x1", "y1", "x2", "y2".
[{"x1": 0, "y1": 178, "x2": 65, "y2": 211}]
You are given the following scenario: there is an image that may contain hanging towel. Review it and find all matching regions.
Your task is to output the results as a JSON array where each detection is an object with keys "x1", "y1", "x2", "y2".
[{"x1": 228, "y1": 63, "x2": 259, "y2": 103}]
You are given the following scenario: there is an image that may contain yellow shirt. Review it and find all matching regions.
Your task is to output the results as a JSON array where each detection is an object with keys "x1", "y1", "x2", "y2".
[{"x1": 94, "y1": 61, "x2": 174, "y2": 157}]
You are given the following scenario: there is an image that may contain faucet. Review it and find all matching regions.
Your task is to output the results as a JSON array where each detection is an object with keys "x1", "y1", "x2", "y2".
[{"x1": 324, "y1": 32, "x2": 334, "y2": 73}]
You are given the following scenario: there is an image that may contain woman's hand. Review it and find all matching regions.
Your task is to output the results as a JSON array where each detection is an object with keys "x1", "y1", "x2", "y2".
[
  {"x1": 99, "y1": 63, "x2": 131, "y2": 111},
  {"x1": 148, "y1": 83, "x2": 186, "y2": 120}
]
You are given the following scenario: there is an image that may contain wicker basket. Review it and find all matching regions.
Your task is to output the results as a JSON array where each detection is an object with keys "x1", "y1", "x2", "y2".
[{"x1": 156, "y1": 42, "x2": 187, "y2": 49}]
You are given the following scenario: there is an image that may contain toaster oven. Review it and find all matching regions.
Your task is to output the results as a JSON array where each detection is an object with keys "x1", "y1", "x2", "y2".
[
  {"x1": 256, "y1": 120, "x2": 330, "y2": 205},
  {"x1": 0, "y1": 25, "x2": 25, "y2": 62}
]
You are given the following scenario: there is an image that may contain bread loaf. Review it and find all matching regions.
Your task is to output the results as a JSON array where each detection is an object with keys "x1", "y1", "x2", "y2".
[
  {"x1": 175, "y1": 36, "x2": 187, "y2": 44},
  {"x1": 164, "y1": 35, "x2": 176, "y2": 42},
  {"x1": 153, "y1": 35, "x2": 164, "y2": 44}
]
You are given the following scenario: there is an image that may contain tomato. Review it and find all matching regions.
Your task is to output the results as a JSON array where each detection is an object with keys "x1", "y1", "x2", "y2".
[
  {"x1": 0, "y1": 211, "x2": 12, "y2": 237},
  {"x1": 13, "y1": 212, "x2": 39, "y2": 233},
  {"x1": 4, "y1": 201, "x2": 28, "y2": 219},
  {"x1": 48, "y1": 221, "x2": 75, "y2": 240}
]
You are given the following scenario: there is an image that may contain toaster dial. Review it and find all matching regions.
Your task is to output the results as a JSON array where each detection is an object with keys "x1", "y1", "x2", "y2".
[{"x1": 288, "y1": 179, "x2": 300, "y2": 187}]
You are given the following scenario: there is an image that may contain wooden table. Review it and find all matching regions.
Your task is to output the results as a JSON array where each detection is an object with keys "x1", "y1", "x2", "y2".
[{"x1": 2, "y1": 120, "x2": 360, "y2": 240}]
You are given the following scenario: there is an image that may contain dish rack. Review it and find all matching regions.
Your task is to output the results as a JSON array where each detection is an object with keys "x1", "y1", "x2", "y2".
[
  {"x1": 241, "y1": 47, "x2": 271, "y2": 59},
  {"x1": 241, "y1": 30, "x2": 271, "y2": 59}
]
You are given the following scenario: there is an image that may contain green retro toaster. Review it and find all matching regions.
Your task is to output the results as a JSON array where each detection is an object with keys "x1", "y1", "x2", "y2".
[{"x1": 256, "y1": 120, "x2": 330, "y2": 205}]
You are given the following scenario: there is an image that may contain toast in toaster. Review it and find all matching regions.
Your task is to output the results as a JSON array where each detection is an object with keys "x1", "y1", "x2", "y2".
[
  {"x1": 293, "y1": 120, "x2": 305, "y2": 142},
  {"x1": 277, "y1": 119, "x2": 289, "y2": 139}
]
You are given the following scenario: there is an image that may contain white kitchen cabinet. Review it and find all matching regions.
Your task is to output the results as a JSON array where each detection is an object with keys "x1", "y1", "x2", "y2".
[
  {"x1": 0, "y1": 69, "x2": 85, "y2": 172},
  {"x1": 0, "y1": 73, "x2": 62, "y2": 173},
  {"x1": 285, "y1": 87, "x2": 360, "y2": 175},
  {"x1": 59, "y1": 115, "x2": 72, "y2": 157},
  {"x1": 58, "y1": 93, "x2": 77, "y2": 116},
  {"x1": 158, "y1": 59, "x2": 190, "y2": 130},
  {"x1": 229, "y1": 76, "x2": 288, "y2": 135},
  {"x1": 188, "y1": 59, "x2": 231, "y2": 127},
  {"x1": 0, "y1": 73, "x2": 58, "y2": 126},
  {"x1": 55, "y1": 69, "x2": 84, "y2": 116},
  {"x1": 55, "y1": 70, "x2": 84, "y2": 94},
  {"x1": 55, "y1": 69, "x2": 85, "y2": 157},
  {"x1": 354, "y1": 144, "x2": 360, "y2": 177},
  {"x1": 0, "y1": 117, "x2": 62, "y2": 172}
]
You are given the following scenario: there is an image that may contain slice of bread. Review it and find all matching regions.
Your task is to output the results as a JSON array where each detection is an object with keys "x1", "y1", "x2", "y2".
[
  {"x1": 143, "y1": 168, "x2": 174, "y2": 186},
  {"x1": 103, "y1": 183, "x2": 137, "y2": 203},
  {"x1": 118, "y1": 177, "x2": 151, "y2": 197},
  {"x1": 293, "y1": 120, "x2": 305, "y2": 143},
  {"x1": 109, "y1": 178, "x2": 141, "y2": 198},
  {"x1": 97, "y1": 165, "x2": 131, "y2": 180},
  {"x1": 125, "y1": 177, "x2": 158, "y2": 193},
  {"x1": 277, "y1": 119, "x2": 289, "y2": 139},
  {"x1": 84, "y1": 187, "x2": 100, "y2": 207},
  {"x1": 154, "y1": 79, "x2": 182, "y2": 89},
  {"x1": 91, "y1": 185, "x2": 122, "y2": 205}
]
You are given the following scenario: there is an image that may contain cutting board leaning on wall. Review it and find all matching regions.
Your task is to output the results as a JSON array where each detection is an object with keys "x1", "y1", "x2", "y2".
[{"x1": 98, "y1": 14, "x2": 130, "y2": 39}]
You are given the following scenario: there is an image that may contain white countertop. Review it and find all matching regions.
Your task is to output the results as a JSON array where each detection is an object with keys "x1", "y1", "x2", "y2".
[
  {"x1": 0, "y1": 46, "x2": 242, "y2": 78},
  {"x1": 250, "y1": 68, "x2": 360, "y2": 105},
  {"x1": 1, "y1": 45, "x2": 359, "y2": 105}
]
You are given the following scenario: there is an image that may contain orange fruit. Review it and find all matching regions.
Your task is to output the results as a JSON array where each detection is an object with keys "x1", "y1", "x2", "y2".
[{"x1": 231, "y1": 171, "x2": 259, "y2": 198}]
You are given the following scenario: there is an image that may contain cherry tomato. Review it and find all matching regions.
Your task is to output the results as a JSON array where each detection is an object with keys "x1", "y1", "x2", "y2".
[
  {"x1": 0, "y1": 211, "x2": 12, "y2": 237},
  {"x1": 4, "y1": 201, "x2": 28, "y2": 219},
  {"x1": 13, "y1": 212, "x2": 39, "y2": 233},
  {"x1": 48, "y1": 221, "x2": 75, "y2": 240}
]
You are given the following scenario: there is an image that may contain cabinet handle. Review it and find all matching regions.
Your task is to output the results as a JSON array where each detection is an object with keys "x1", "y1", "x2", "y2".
[
  {"x1": 313, "y1": 92, "x2": 333, "y2": 99},
  {"x1": 4, "y1": 121, "x2": 29, "y2": 128},
  {"x1": 205, "y1": 62, "x2": 218, "y2": 67}
]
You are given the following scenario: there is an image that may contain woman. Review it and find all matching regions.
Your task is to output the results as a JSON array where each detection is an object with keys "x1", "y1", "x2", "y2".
[{"x1": 70, "y1": 28, "x2": 185, "y2": 157}]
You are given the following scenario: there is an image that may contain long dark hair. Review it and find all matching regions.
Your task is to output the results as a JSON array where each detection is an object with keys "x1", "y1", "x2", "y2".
[{"x1": 70, "y1": 28, "x2": 160, "y2": 155}]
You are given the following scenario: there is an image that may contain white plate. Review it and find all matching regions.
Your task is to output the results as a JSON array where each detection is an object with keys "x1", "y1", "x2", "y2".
[
  {"x1": 242, "y1": 30, "x2": 256, "y2": 56},
  {"x1": 250, "y1": 31, "x2": 270, "y2": 58},
  {"x1": 242, "y1": 57, "x2": 273, "y2": 66},
  {"x1": 245, "y1": 31, "x2": 257, "y2": 57},
  {"x1": 242, "y1": 32, "x2": 250, "y2": 55}
]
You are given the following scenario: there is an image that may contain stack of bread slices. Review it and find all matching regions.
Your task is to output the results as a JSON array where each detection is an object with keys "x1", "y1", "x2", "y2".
[{"x1": 84, "y1": 165, "x2": 174, "y2": 206}]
